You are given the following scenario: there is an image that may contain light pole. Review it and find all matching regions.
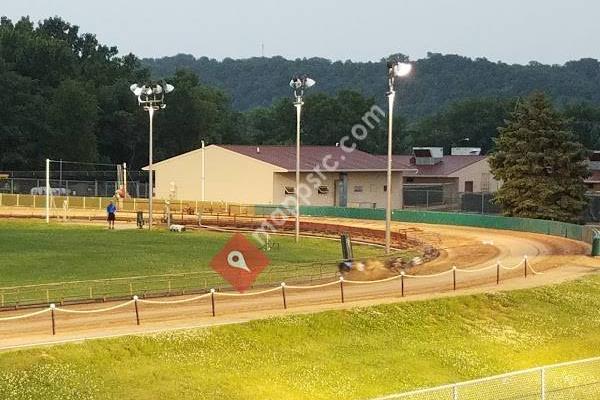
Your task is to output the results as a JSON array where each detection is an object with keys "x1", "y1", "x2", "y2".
[
  {"x1": 385, "y1": 60, "x2": 412, "y2": 254},
  {"x1": 201, "y1": 139, "x2": 206, "y2": 201},
  {"x1": 289, "y1": 74, "x2": 316, "y2": 243},
  {"x1": 130, "y1": 81, "x2": 174, "y2": 229}
]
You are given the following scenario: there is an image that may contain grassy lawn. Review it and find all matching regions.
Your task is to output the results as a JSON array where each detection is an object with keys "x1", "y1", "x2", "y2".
[
  {"x1": 0, "y1": 220, "x2": 386, "y2": 287},
  {"x1": 1, "y1": 276, "x2": 599, "y2": 399}
]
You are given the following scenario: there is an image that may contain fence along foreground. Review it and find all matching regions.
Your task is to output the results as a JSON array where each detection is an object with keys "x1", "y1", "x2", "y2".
[
  {"x1": 373, "y1": 356, "x2": 600, "y2": 400},
  {"x1": 0, "y1": 257, "x2": 541, "y2": 337}
]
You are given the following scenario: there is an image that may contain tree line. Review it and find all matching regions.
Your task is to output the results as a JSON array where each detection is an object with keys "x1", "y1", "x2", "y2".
[{"x1": 1, "y1": 16, "x2": 599, "y2": 174}]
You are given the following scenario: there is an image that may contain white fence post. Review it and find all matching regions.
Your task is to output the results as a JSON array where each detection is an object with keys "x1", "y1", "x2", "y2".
[
  {"x1": 541, "y1": 367, "x2": 546, "y2": 400},
  {"x1": 452, "y1": 384, "x2": 458, "y2": 400}
]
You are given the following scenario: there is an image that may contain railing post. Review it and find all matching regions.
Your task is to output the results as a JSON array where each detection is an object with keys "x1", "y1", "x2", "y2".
[
  {"x1": 453, "y1": 266, "x2": 457, "y2": 291},
  {"x1": 496, "y1": 261, "x2": 500, "y2": 285},
  {"x1": 281, "y1": 283, "x2": 287, "y2": 309},
  {"x1": 210, "y1": 288, "x2": 216, "y2": 317},
  {"x1": 401, "y1": 271, "x2": 405, "y2": 297},
  {"x1": 339, "y1": 277, "x2": 345, "y2": 303},
  {"x1": 540, "y1": 367, "x2": 546, "y2": 400},
  {"x1": 133, "y1": 295, "x2": 140, "y2": 325},
  {"x1": 50, "y1": 303, "x2": 56, "y2": 335}
]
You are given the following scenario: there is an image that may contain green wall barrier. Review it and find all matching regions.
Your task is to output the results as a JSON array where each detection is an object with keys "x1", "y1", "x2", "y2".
[{"x1": 282, "y1": 205, "x2": 588, "y2": 243}]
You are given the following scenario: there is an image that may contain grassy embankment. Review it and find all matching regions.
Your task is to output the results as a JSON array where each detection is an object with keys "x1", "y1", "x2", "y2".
[{"x1": 0, "y1": 274, "x2": 599, "y2": 399}]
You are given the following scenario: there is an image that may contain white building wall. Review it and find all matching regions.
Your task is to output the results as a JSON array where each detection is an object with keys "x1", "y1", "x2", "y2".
[
  {"x1": 450, "y1": 158, "x2": 501, "y2": 193},
  {"x1": 273, "y1": 171, "x2": 403, "y2": 209},
  {"x1": 151, "y1": 145, "x2": 281, "y2": 204}
]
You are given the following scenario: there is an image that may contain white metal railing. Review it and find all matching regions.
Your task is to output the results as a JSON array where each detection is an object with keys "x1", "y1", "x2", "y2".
[{"x1": 372, "y1": 356, "x2": 600, "y2": 400}]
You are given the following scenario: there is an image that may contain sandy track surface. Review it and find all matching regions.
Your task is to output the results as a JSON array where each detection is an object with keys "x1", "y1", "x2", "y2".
[{"x1": 0, "y1": 218, "x2": 598, "y2": 351}]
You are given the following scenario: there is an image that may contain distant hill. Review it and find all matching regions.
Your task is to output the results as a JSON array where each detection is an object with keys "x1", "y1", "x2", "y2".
[{"x1": 143, "y1": 54, "x2": 600, "y2": 117}]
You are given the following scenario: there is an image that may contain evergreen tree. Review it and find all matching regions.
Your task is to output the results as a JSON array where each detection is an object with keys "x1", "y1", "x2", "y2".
[{"x1": 489, "y1": 92, "x2": 590, "y2": 223}]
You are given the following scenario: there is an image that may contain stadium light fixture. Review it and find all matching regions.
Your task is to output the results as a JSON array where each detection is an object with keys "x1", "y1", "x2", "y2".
[
  {"x1": 130, "y1": 80, "x2": 175, "y2": 229},
  {"x1": 385, "y1": 59, "x2": 412, "y2": 254},
  {"x1": 290, "y1": 74, "x2": 316, "y2": 243}
]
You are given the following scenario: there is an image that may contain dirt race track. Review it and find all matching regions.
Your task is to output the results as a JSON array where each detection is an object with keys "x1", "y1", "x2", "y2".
[{"x1": 0, "y1": 217, "x2": 598, "y2": 351}]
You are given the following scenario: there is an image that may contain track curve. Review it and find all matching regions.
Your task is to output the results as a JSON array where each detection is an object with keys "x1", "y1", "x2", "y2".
[{"x1": 0, "y1": 217, "x2": 597, "y2": 351}]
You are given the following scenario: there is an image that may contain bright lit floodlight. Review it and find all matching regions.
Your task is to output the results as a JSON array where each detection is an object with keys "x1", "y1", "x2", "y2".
[
  {"x1": 393, "y1": 62, "x2": 412, "y2": 77},
  {"x1": 384, "y1": 58, "x2": 413, "y2": 254}
]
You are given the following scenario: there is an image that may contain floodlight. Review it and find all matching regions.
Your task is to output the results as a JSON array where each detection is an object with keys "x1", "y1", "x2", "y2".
[
  {"x1": 130, "y1": 84, "x2": 143, "y2": 96},
  {"x1": 305, "y1": 77, "x2": 316, "y2": 88},
  {"x1": 129, "y1": 80, "x2": 174, "y2": 231},
  {"x1": 393, "y1": 62, "x2": 412, "y2": 77}
]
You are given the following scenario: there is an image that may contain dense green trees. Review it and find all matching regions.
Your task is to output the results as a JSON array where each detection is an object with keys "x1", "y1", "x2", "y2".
[
  {"x1": 2, "y1": 15, "x2": 600, "y2": 175},
  {"x1": 0, "y1": 16, "x2": 146, "y2": 170},
  {"x1": 410, "y1": 98, "x2": 516, "y2": 154},
  {"x1": 489, "y1": 93, "x2": 590, "y2": 222},
  {"x1": 0, "y1": 17, "x2": 242, "y2": 171},
  {"x1": 144, "y1": 53, "x2": 600, "y2": 115}
]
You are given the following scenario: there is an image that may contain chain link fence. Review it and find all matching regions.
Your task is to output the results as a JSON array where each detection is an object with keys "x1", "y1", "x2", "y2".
[
  {"x1": 0, "y1": 177, "x2": 149, "y2": 198},
  {"x1": 0, "y1": 260, "x2": 342, "y2": 309},
  {"x1": 403, "y1": 188, "x2": 600, "y2": 222},
  {"x1": 374, "y1": 357, "x2": 600, "y2": 400}
]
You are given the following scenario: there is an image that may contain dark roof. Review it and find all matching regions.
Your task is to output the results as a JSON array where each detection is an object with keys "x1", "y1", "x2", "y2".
[
  {"x1": 384, "y1": 155, "x2": 487, "y2": 176},
  {"x1": 220, "y1": 145, "x2": 412, "y2": 172}
]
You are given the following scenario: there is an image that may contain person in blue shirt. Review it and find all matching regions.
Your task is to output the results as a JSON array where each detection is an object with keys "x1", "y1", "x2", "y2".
[{"x1": 107, "y1": 201, "x2": 117, "y2": 229}]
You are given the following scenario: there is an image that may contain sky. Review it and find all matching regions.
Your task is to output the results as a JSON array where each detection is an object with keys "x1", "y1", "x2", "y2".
[{"x1": 2, "y1": 0, "x2": 599, "y2": 64}]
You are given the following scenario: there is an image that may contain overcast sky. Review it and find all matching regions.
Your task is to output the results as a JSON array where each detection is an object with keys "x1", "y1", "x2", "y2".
[{"x1": 3, "y1": 0, "x2": 598, "y2": 64}]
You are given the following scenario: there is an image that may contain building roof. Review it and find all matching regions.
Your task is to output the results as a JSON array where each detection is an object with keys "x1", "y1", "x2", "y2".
[
  {"x1": 384, "y1": 155, "x2": 487, "y2": 176},
  {"x1": 220, "y1": 145, "x2": 413, "y2": 172}
]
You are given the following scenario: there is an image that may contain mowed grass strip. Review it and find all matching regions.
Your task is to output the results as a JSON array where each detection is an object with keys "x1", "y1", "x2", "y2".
[
  {"x1": 1, "y1": 276, "x2": 599, "y2": 399},
  {"x1": 0, "y1": 220, "x2": 385, "y2": 287}
]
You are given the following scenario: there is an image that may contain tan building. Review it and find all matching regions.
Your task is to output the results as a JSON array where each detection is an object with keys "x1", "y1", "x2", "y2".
[
  {"x1": 390, "y1": 147, "x2": 501, "y2": 194},
  {"x1": 148, "y1": 145, "x2": 413, "y2": 208}
]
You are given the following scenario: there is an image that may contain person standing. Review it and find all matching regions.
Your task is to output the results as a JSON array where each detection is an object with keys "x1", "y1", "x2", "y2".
[{"x1": 107, "y1": 201, "x2": 117, "y2": 230}]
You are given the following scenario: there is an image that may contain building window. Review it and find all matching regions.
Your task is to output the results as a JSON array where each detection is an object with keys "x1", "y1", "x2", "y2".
[
  {"x1": 353, "y1": 185, "x2": 363, "y2": 193},
  {"x1": 317, "y1": 186, "x2": 329, "y2": 195},
  {"x1": 284, "y1": 186, "x2": 295, "y2": 195},
  {"x1": 481, "y1": 173, "x2": 490, "y2": 192},
  {"x1": 383, "y1": 185, "x2": 387, "y2": 192},
  {"x1": 465, "y1": 181, "x2": 474, "y2": 193},
  {"x1": 406, "y1": 177, "x2": 415, "y2": 183}
]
